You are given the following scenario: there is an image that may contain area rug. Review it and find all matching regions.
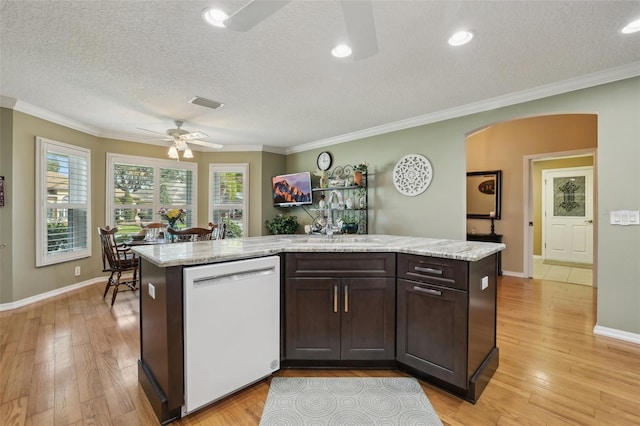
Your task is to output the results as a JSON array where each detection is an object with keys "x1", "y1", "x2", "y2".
[
  {"x1": 259, "y1": 377, "x2": 443, "y2": 426},
  {"x1": 543, "y1": 259, "x2": 592, "y2": 269}
]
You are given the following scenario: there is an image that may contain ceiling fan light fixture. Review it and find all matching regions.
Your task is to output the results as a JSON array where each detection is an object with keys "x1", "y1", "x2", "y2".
[
  {"x1": 168, "y1": 145, "x2": 179, "y2": 159},
  {"x1": 202, "y1": 8, "x2": 228, "y2": 28},
  {"x1": 331, "y1": 44, "x2": 352, "y2": 58},
  {"x1": 183, "y1": 147, "x2": 194, "y2": 158},
  {"x1": 448, "y1": 30, "x2": 474, "y2": 46},
  {"x1": 621, "y1": 18, "x2": 640, "y2": 34}
]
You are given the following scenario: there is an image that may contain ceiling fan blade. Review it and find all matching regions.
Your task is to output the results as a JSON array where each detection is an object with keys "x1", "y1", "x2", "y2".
[
  {"x1": 187, "y1": 139, "x2": 224, "y2": 150},
  {"x1": 180, "y1": 131, "x2": 208, "y2": 140},
  {"x1": 341, "y1": 1, "x2": 379, "y2": 60},
  {"x1": 138, "y1": 127, "x2": 168, "y2": 136},
  {"x1": 224, "y1": 0, "x2": 290, "y2": 31}
]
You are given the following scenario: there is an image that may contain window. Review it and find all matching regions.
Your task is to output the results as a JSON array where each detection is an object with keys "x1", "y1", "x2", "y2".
[
  {"x1": 209, "y1": 164, "x2": 248, "y2": 238},
  {"x1": 106, "y1": 154, "x2": 197, "y2": 241},
  {"x1": 36, "y1": 137, "x2": 91, "y2": 266}
]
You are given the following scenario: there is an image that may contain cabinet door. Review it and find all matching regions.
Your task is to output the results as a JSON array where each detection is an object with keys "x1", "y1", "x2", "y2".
[
  {"x1": 396, "y1": 279, "x2": 468, "y2": 388},
  {"x1": 285, "y1": 277, "x2": 341, "y2": 360},
  {"x1": 341, "y1": 278, "x2": 395, "y2": 360}
]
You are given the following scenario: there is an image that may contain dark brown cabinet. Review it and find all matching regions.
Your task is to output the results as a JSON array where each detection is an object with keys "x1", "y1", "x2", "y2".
[
  {"x1": 467, "y1": 233, "x2": 503, "y2": 275},
  {"x1": 285, "y1": 253, "x2": 396, "y2": 361},
  {"x1": 396, "y1": 278, "x2": 468, "y2": 387},
  {"x1": 396, "y1": 253, "x2": 499, "y2": 402}
]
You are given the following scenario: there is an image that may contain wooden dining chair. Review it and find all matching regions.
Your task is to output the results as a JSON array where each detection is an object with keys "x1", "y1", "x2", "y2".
[
  {"x1": 143, "y1": 222, "x2": 165, "y2": 240},
  {"x1": 97, "y1": 226, "x2": 139, "y2": 306},
  {"x1": 166, "y1": 223, "x2": 215, "y2": 242}
]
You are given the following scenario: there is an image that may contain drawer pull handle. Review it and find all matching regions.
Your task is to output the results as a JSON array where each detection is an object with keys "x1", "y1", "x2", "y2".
[
  {"x1": 334, "y1": 285, "x2": 338, "y2": 313},
  {"x1": 344, "y1": 285, "x2": 349, "y2": 313},
  {"x1": 415, "y1": 266, "x2": 443, "y2": 275},
  {"x1": 413, "y1": 286, "x2": 442, "y2": 296}
]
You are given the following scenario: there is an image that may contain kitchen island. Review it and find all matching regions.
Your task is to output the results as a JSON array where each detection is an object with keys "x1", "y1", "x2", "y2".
[{"x1": 132, "y1": 234, "x2": 504, "y2": 424}]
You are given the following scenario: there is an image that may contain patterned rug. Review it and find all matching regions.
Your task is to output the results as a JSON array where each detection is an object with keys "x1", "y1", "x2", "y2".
[{"x1": 259, "y1": 377, "x2": 443, "y2": 425}]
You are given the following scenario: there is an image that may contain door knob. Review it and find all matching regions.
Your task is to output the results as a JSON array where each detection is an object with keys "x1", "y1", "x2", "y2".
[{"x1": 584, "y1": 219, "x2": 593, "y2": 224}]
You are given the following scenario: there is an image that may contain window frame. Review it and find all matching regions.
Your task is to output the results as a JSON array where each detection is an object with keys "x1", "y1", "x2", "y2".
[
  {"x1": 35, "y1": 137, "x2": 92, "y2": 267},
  {"x1": 105, "y1": 153, "x2": 198, "y2": 230},
  {"x1": 209, "y1": 163, "x2": 249, "y2": 238}
]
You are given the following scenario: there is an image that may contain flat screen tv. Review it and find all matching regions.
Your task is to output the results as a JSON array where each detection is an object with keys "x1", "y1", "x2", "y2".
[{"x1": 272, "y1": 171, "x2": 312, "y2": 207}]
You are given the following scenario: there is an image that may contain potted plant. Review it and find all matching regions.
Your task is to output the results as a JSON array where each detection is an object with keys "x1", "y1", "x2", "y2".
[
  {"x1": 341, "y1": 215, "x2": 359, "y2": 234},
  {"x1": 265, "y1": 214, "x2": 300, "y2": 235},
  {"x1": 353, "y1": 162, "x2": 369, "y2": 186}
]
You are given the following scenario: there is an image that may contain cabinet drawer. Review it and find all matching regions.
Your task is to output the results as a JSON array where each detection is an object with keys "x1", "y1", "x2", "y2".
[
  {"x1": 397, "y1": 254, "x2": 467, "y2": 291},
  {"x1": 286, "y1": 253, "x2": 395, "y2": 278}
]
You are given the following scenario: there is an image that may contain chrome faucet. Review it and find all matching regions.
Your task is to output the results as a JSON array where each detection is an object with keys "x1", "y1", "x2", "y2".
[{"x1": 325, "y1": 190, "x2": 343, "y2": 237}]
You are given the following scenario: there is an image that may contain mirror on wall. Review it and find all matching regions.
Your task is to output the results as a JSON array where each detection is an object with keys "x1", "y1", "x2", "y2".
[{"x1": 467, "y1": 170, "x2": 502, "y2": 219}]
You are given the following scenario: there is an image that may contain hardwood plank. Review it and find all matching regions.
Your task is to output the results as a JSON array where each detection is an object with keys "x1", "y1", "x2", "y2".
[
  {"x1": 80, "y1": 395, "x2": 113, "y2": 426},
  {"x1": 2, "y1": 350, "x2": 35, "y2": 403},
  {"x1": 25, "y1": 408, "x2": 54, "y2": 426},
  {"x1": 0, "y1": 396, "x2": 28, "y2": 426},
  {"x1": 27, "y1": 360, "x2": 54, "y2": 416},
  {"x1": 1, "y1": 278, "x2": 639, "y2": 425},
  {"x1": 73, "y1": 343, "x2": 104, "y2": 403}
]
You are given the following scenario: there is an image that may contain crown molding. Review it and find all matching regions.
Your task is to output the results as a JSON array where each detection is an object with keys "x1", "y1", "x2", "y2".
[
  {"x1": 287, "y1": 62, "x2": 640, "y2": 154},
  {"x1": 4, "y1": 62, "x2": 639, "y2": 156},
  {"x1": 2, "y1": 97, "x2": 102, "y2": 136}
]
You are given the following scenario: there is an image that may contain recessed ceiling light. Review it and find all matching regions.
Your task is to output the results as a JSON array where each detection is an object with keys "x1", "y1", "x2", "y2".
[
  {"x1": 448, "y1": 30, "x2": 474, "y2": 46},
  {"x1": 332, "y1": 44, "x2": 352, "y2": 58},
  {"x1": 621, "y1": 18, "x2": 640, "y2": 34},
  {"x1": 202, "y1": 8, "x2": 228, "y2": 28}
]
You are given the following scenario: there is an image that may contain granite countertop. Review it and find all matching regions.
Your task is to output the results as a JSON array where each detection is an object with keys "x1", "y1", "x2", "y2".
[{"x1": 131, "y1": 234, "x2": 505, "y2": 268}]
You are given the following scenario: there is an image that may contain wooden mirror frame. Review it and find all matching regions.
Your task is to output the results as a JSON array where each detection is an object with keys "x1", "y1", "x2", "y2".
[{"x1": 466, "y1": 170, "x2": 502, "y2": 219}]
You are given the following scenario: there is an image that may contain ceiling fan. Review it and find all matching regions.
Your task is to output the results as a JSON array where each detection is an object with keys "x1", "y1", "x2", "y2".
[
  {"x1": 222, "y1": 1, "x2": 378, "y2": 60},
  {"x1": 139, "y1": 120, "x2": 223, "y2": 160}
]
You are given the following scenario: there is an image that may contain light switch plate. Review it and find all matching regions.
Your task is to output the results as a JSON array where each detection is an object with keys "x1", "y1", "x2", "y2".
[
  {"x1": 610, "y1": 210, "x2": 640, "y2": 225},
  {"x1": 148, "y1": 283, "x2": 156, "y2": 299},
  {"x1": 481, "y1": 276, "x2": 489, "y2": 290}
]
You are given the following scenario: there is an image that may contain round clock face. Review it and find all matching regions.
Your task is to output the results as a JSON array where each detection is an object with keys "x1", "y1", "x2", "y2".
[{"x1": 317, "y1": 151, "x2": 332, "y2": 171}]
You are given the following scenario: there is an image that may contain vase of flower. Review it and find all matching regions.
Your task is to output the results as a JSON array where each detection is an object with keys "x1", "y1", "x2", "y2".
[{"x1": 158, "y1": 207, "x2": 186, "y2": 242}]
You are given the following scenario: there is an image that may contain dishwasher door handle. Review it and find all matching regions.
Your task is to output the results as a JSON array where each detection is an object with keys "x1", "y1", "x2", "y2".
[
  {"x1": 193, "y1": 267, "x2": 276, "y2": 287},
  {"x1": 334, "y1": 285, "x2": 338, "y2": 313}
]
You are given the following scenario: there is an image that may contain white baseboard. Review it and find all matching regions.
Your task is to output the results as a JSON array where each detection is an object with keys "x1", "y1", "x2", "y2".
[
  {"x1": 0, "y1": 277, "x2": 104, "y2": 312},
  {"x1": 593, "y1": 324, "x2": 640, "y2": 345},
  {"x1": 502, "y1": 270, "x2": 527, "y2": 278}
]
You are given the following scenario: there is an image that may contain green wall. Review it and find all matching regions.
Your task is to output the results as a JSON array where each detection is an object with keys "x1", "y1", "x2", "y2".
[
  {"x1": 0, "y1": 111, "x2": 285, "y2": 303},
  {"x1": 1, "y1": 76, "x2": 639, "y2": 337},
  {"x1": 0, "y1": 108, "x2": 14, "y2": 302},
  {"x1": 286, "y1": 77, "x2": 640, "y2": 336}
]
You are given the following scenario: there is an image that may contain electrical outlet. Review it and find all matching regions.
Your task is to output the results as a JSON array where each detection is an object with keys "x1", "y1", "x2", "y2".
[
  {"x1": 481, "y1": 276, "x2": 489, "y2": 290},
  {"x1": 74, "y1": 266, "x2": 81, "y2": 276},
  {"x1": 148, "y1": 283, "x2": 156, "y2": 300}
]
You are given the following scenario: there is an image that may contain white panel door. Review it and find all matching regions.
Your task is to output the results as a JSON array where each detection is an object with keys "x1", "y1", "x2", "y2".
[{"x1": 542, "y1": 167, "x2": 593, "y2": 264}]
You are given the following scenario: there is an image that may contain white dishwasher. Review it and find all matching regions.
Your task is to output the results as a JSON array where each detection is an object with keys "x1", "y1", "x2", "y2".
[{"x1": 182, "y1": 256, "x2": 280, "y2": 415}]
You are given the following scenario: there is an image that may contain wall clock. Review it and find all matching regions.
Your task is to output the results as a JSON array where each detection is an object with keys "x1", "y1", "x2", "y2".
[
  {"x1": 317, "y1": 151, "x2": 332, "y2": 171},
  {"x1": 392, "y1": 154, "x2": 433, "y2": 196}
]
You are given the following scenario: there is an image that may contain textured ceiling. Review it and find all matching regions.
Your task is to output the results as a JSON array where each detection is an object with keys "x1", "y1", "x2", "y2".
[{"x1": 1, "y1": 1, "x2": 640, "y2": 152}]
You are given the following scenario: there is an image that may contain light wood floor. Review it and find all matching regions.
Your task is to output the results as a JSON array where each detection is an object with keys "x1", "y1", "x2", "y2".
[{"x1": 2, "y1": 276, "x2": 640, "y2": 425}]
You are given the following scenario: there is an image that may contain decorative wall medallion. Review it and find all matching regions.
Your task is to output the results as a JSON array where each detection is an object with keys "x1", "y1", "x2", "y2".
[{"x1": 392, "y1": 154, "x2": 433, "y2": 196}]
